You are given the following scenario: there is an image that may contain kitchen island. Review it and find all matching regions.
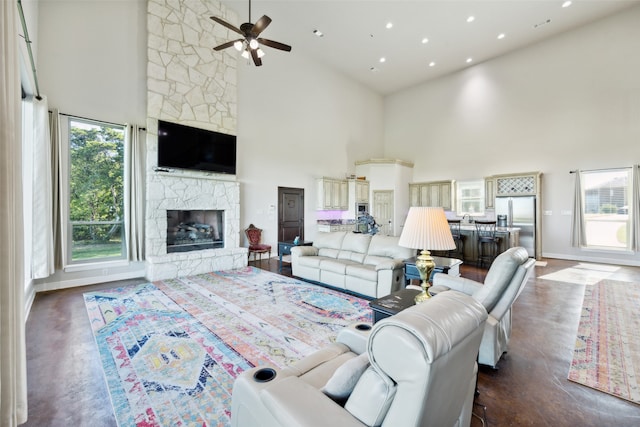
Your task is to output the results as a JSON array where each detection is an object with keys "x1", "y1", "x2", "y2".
[{"x1": 455, "y1": 225, "x2": 520, "y2": 265}]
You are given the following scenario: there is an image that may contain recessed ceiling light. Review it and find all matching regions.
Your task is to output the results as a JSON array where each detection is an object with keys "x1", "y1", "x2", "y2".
[
  {"x1": 467, "y1": 16, "x2": 475, "y2": 23},
  {"x1": 429, "y1": 61, "x2": 436, "y2": 67},
  {"x1": 379, "y1": 57, "x2": 386, "y2": 63},
  {"x1": 386, "y1": 22, "x2": 393, "y2": 29},
  {"x1": 562, "y1": 1, "x2": 572, "y2": 8},
  {"x1": 421, "y1": 38, "x2": 429, "y2": 44},
  {"x1": 497, "y1": 33, "x2": 505, "y2": 40},
  {"x1": 313, "y1": 29, "x2": 324, "y2": 37},
  {"x1": 466, "y1": 57, "x2": 473, "y2": 63}
]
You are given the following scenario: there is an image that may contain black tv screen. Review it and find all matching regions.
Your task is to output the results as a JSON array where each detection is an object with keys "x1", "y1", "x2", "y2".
[{"x1": 157, "y1": 120, "x2": 236, "y2": 175}]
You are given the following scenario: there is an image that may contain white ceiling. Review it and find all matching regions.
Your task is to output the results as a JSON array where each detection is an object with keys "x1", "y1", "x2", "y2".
[{"x1": 220, "y1": 0, "x2": 639, "y2": 95}]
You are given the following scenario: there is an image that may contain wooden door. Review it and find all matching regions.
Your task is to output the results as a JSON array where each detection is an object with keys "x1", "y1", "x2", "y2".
[
  {"x1": 278, "y1": 187, "x2": 304, "y2": 242},
  {"x1": 372, "y1": 190, "x2": 394, "y2": 236}
]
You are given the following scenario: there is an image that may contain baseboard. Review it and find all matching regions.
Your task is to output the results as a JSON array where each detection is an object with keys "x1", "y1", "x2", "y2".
[
  {"x1": 33, "y1": 269, "x2": 146, "y2": 293},
  {"x1": 542, "y1": 252, "x2": 640, "y2": 267}
]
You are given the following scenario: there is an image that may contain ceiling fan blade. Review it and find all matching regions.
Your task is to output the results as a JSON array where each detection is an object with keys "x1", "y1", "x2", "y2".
[
  {"x1": 210, "y1": 16, "x2": 243, "y2": 36},
  {"x1": 250, "y1": 49, "x2": 263, "y2": 67},
  {"x1": 213, "y1": 39, "x2": 243, "y2": 51},
  {"x1": 252, "y1": 15, "x2": 272, "y2": 36},
  {"x1": 258, "y1": 38, "x2": 292, "y2": 52}
]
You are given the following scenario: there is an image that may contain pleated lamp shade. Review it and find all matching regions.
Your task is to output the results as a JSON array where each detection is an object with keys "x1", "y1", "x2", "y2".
[{"x1": 398, "y1": 207, "x2": 456, "y2": 251}]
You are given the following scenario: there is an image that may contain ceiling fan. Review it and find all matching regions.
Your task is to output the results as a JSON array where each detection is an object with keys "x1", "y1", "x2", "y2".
[{"x1": 210, "y1": 0, "x2": 292, "y2": 66}]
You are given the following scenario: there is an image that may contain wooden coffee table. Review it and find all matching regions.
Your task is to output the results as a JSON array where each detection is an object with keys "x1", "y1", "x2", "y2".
[{"x1": 369, "y1": 288, "x2": 421, "y2": 323}]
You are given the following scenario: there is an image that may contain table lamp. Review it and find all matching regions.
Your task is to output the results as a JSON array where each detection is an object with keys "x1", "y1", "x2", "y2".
[{"x1": 398, "y1": 207, "x2": 456, "y2": 303}]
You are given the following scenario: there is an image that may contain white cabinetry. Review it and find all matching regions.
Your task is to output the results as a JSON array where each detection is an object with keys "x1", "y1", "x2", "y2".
[
  {"x1": 484, "y1": 178, "x2": 495, "y2": 209},
  {"x1": 494, "y1": 172, "x2": 541, "y2": 196},
  {"x1": 409, "y1": 180, "x2": 455, "y2": 210},
  {"x1": 317, "y1": 177, "x2": 349, "y2": 210},
  {"x1": 355, "y1": 180, "x2": 370, "y2": 203}
]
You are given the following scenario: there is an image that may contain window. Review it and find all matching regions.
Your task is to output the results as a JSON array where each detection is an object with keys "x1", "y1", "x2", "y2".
[
  {"x1": 64, "y1": 118, "x2": 126, "y2": 264},
  {"x1": 456, "y1": 180, "x2": 485, "y2": 215},
  {"x1": 581, "y1": 168, "x2": 632, "y2": 250}
]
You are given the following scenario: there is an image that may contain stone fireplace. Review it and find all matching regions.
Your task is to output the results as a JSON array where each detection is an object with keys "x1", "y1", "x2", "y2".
[
  {"x1": 145, "y1": 0, "x2": 245, "y2": 281},
  {"x1": 144, "y1": 167, "x2": 247, "y2": 281}
]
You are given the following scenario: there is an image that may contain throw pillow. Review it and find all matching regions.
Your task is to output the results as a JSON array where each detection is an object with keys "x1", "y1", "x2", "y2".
[{"x1": 321, "y1": 353, "x2": 370, "y2": 400}]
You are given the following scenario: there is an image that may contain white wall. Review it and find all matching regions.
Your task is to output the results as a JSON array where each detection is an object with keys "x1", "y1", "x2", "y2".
[
  {"x1": 236, "y1": 52, "x2": 385, "y2": 247},
  {"x1": 384, "y1": 5, "x2": 640, "y2": 265},
  {"x1": 37, "y1": 0, "x2": 147, "y2": 125}
]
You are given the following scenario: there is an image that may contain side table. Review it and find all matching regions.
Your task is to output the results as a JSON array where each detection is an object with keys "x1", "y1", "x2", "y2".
[
  {"x1": 369, "y1": 288, "x2": 421, "y2": 323},
  {"x1": 404, "y1": 255, "x2": 463, "y2": 286},
  {"x1": 278, "y1": 240, "x2": 313, "y2": 272}
]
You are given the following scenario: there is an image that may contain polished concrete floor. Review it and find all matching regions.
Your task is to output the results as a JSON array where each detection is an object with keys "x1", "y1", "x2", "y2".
[{"x1": 23, "y1": 257, "x2": 640, "y2": 426}]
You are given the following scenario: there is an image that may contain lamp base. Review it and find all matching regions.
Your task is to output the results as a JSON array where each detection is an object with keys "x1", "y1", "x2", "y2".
[{"x1": 414, "y1": 249, "x2": 435, "y2": 304}]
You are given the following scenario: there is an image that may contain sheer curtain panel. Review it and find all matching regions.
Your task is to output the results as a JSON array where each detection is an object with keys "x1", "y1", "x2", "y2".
[
  {"x1": 124, "y1": 124, "x2": 145, "y2": 261},
  {"x1": 28, "y1": 97, "x2": 55, "y2": 278},
  {"x1": 0, "y1": 0, "x2": 28, "y2": 424}
]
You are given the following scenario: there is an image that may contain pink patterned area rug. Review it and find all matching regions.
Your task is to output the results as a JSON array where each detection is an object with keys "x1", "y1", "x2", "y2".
[
  {"x1": 84, "y1": 266, "x2": 372, "y2": 426},
  {"x1": 568, "y1": 279, "x2": 640, "y2": 404}
]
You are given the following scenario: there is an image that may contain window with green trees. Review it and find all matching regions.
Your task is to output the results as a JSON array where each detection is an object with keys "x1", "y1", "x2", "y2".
[{"x1": 67, "y1": 118, "x2": 125, "y2": 262}]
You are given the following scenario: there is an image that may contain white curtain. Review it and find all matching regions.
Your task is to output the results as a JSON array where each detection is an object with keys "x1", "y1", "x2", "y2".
[
  {"x1": 124, "y1": 124, "x2": 145, "y2": 261},
  {"x1": 633, "y1": 165, "x2": 640, "y2": 251},
  {"x1": 570, "y1": 171, "x2": 586, "y2": 247},
  {"x1": 28, "y1": 97, "x2": 55, "y2": 278},
  {"x1": 0, "y1": 0, "x2": 28, "y2": 424}
]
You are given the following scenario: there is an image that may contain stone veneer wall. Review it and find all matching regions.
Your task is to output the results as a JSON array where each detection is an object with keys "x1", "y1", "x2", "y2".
[{"x1": 145, "y1": 0, "x2": 246, "y2": 281}]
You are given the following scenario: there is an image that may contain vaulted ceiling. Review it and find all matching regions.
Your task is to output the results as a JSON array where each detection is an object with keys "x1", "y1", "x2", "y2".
[{"x1": 221, "y1": 0, "x2": 639, "y2": 94}]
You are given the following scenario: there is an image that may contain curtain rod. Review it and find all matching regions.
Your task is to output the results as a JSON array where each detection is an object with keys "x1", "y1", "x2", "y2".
[
  {"x1": 58, "y1": 112, "x2": 146, "y2": 131},
  {"x1": 17, "y1": 0, "x2": 42, "y2": 100},
  {"x1": 569, "y1": 166, "x2": 632, "y2": 174}
]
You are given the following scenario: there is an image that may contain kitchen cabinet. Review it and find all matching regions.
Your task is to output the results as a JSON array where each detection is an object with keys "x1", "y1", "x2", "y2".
[
  {"x1": 317, "y1": 223, "x2": 356, "y2": 233},
  {"x1": 494, "y1": 172, "x2": 541, "y2": 197},
  {"x1": 355, "y1": 180, "x2": 370, "y2": 203},
  {"x1": 484, "y1": 178, "x2": 495, "y2": 209},
  {"x1": 317, "y1": 177, "x2": 348, "y2": 210},
  {"x1": 409, "y1": 180, "x2": 455, "y2": 210}
]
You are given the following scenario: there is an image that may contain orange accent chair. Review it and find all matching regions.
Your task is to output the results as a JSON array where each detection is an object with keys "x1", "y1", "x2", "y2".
[{"x1": 245, "y1": 224, "x2": 271, "y2": 262}]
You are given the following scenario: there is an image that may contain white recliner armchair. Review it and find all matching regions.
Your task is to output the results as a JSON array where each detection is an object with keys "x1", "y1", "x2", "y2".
[
  {"x1": 231, "y1": 291, "x2": 488, "y2": 427},
  {"x1": 430, "y1": 246, "x2": 536, "y2": 368}
]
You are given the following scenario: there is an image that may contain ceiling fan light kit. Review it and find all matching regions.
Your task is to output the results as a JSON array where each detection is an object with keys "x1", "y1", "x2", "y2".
[{"x1": 210, "y1": 0, "x2": 291, "y2": 66}]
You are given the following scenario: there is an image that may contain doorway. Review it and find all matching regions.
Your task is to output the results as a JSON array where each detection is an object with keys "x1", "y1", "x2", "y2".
[
  {"x1": 372, "y1": 190, "x2": 394, "y2": 236},
  {"x1": 278, "y1": 187, "x2": 304, "y2": 242}
]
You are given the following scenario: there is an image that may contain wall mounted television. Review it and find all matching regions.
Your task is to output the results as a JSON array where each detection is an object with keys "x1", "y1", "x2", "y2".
[{"x1": 157, "y1": 120, "x2": 237, "y2": 175}]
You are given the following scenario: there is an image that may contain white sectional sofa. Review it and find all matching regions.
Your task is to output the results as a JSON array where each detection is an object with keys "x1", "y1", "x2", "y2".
[{"x1": 290, "y1": 231, "x2": 415, "y2": 299}]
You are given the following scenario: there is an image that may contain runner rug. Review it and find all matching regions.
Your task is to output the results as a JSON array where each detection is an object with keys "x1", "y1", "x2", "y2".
[
  {"x1": 84, "y1": 266, "x2": 372, "y2": 426},
  {"x1": 568, "y1": 279, "x2": 640, "y2": 404}
]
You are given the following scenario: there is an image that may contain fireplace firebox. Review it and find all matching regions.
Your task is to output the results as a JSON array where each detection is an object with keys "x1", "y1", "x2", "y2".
[{"x1": 166, "y1": 210, "x2": 223, "y2": 253}]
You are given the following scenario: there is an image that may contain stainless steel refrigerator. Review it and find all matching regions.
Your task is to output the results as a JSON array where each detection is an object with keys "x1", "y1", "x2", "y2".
[{"x1": 495, "y1": 196, "x2": 536, "y2": 258}]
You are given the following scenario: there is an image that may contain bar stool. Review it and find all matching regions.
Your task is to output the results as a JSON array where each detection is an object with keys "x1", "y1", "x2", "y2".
[
  {"x1": 475, "y1": 220, "x2": 500, "y2": 268},
  {"x1": 447, "y1": 219, "x2": 464, "y2": 259}
]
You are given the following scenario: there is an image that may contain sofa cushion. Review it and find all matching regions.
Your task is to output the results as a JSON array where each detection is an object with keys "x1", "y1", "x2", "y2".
[
  {"x1": 337, "y1": 233, "x2": 372, "y2": 264},
  {"x1": 321, "y1": 259, "x2": 360, "y2": 274},
  {"x1": 314, "y1": 231, "x2": 347, "y2": 250},
  {"x1": 298, "y1": 255, "x2": 334, "y2": 268},
  {"x1": 475, "y1": 247, "x2": 528, "y2": 312},
  {"x1": 364, "y1": 235, "x2": 415, "y2": 266},
  {"x1": 346, "y1": 264, "x2": 378, "y2": 282}
]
